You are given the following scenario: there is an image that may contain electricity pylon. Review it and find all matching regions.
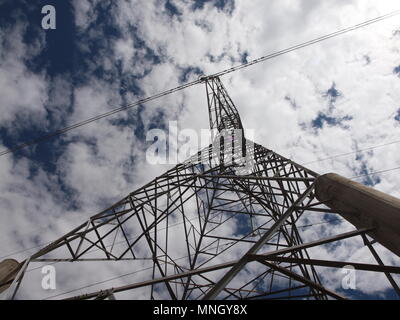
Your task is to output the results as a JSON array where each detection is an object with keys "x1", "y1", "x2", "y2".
[{"x1": 1, "y1": 76, "x2": 400, "y2": 300}]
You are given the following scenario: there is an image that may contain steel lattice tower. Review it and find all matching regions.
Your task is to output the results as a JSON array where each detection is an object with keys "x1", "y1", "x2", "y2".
[{"x1": 1, "y1": 76, "x2": 400, "y2": 300}]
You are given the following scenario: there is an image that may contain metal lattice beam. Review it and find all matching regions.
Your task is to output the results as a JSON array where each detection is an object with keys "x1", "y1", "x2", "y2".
[{"x1": 1, "y1": 76, "x2": 399, "y2": 300}]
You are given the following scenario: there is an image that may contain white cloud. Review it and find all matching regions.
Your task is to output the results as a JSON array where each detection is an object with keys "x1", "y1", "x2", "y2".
[{"x1": 0, "y1": 22, "x2": 47, "y2": 130}]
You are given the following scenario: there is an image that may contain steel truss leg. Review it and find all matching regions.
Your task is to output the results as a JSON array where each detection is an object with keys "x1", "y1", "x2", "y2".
[
  {"x1": 362, "y1": 234, "x2": 400, "y2": 297},
  {"x1": 257, "y1": 260, "x2": 346, "y2": 300},
  {"x1": 202, "y1": 184, "x2": 315, "y2": 299}
]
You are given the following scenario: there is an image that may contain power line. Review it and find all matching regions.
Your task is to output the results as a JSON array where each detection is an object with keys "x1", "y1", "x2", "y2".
[
  {"x1": 1, "y1": 9, "x2": 399, "y2": 158},
  {"x1": 211, "y1": 9, "x2": 400, "y2": 78},
  {"x1": 0, "y1": 79, "x2": 202, "y2": 157},
  {"x1": 0, "y1": 243, "x2": 49, "y2": 261},
  {"x1": 351, "y1": 166, "x2": 400, "y2": 180},
  {"x1": 302, "y1": 139, "x2": 400, "y2": 166}
]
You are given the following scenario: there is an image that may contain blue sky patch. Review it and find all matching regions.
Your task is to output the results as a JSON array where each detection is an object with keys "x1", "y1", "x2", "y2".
[
  {"x1": 311, "y1": 113, "x2": 352, "y2": 130},
  {"x1": 394, "y1": 65, "x2": 400, "y2": 76},
  {"x1": 164, "y1": 0, "x2": 182, "y2": 16},
  {"x1": 192, "y1": 0, "x2": 235, "y2": 13},
  {"x1": 179, "y1": 66, "x2": 204, "y2": 83},
  {"x1": 323, "y1": 82, "x2": 342, "y2": 104},
  {"x1": 354, "y1": 152, "x2": 381, "y2": 187},
  {"x1": 241, "y1": 51, "x2": 249, "y2": 64},
  {"x1": 395, "y1": 109, "x2": 400, "y2": 122}
]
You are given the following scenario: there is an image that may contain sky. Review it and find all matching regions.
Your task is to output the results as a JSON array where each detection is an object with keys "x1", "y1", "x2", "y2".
[{"x1": 0, "y1": 0, "x2": 400, "y2": 300}]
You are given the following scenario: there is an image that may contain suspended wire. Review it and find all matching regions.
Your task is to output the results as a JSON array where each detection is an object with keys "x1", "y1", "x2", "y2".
[
  {"x1": 0, "y1": 243, "x2": 48, "y2": 260},
  {"x1": 1, "y1": 9, "x2": 399, "y2": 158},
  {"x1": 301, "y1": 138, "x2": 400, "y2": 166},
  {"x1": 299, "y1": 139, "x2": 400, "y2": 180},
  {"x1": 0, "y1": 79, "x2": 202, "y2": 157},
  {"x1": 351, "y1": 166, "x2": 400, "y2": 180},
  {"x1": 210, "y1": 9, "x2": 400, "y2": 78}
]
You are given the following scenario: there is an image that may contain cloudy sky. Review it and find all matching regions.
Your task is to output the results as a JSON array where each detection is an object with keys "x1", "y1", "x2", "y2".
[{"x1": 0, "y1": 0, "x2": 400, "y2": 300}]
